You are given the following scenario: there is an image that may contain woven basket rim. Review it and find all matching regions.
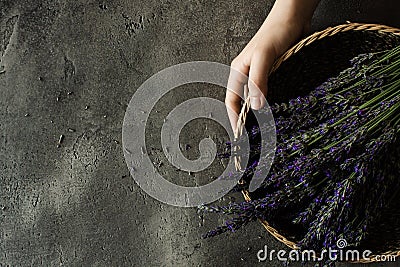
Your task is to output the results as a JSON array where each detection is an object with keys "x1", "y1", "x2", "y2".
[{"x1": 235, "y1": 22, "x2": 400, "y2": 264}]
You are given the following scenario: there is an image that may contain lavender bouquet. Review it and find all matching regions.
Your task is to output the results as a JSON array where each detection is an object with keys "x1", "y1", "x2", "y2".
[{"x1": 200, "y1": 46, "x2": 400, "y2": 258}]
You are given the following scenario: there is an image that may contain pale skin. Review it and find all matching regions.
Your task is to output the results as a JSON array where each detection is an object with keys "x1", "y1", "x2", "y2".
[{"x1": 225, "y1": 0, "x2": 320, "y2": 132}]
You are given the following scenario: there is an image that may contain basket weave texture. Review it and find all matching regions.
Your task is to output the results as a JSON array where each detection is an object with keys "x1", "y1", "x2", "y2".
[{"x1": 234, "y1": 22, "x2": 400, "y2": 263}]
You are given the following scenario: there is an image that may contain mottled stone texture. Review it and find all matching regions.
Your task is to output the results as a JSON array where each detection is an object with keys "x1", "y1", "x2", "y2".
[{"x1": 0, "y1": 0, "x2": 399, "y2": 266}]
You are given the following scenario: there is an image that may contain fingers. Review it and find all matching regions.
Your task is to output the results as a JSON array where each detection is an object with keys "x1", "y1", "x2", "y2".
[
  {"x1": 225, "y1": 46, "x2": 276, "y2": 132},
  {"x1": 248, "y1": 48, "x2": 275, "y2": 110},
  {"x1": 225, "y1": 60, "x2": 249, "y2": 133}
]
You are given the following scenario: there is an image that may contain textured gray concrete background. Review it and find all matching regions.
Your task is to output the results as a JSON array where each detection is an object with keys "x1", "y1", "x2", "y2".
[{"x1": 1, "y1": 0, "x2": 399, "y2": 266}]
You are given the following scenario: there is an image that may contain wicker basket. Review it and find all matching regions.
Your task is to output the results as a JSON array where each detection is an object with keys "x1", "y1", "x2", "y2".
[{"x1": 234, "y1": 22, "x2": 400, "y2": 263}]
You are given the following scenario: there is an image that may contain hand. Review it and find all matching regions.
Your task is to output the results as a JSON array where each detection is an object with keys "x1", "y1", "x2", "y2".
[{"x1": 225, "y1": 0, "x2": 319, "y2": 132}]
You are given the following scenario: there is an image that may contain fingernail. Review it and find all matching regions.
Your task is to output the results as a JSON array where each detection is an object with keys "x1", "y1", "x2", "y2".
[{"x1": 250, "y1": 96, "x2": 261, "y2": 110}]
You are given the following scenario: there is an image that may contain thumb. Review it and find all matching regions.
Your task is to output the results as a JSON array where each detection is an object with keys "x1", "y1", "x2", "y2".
[{"x1": 248, "y1": 48, "x2": 275, "y2": 110}]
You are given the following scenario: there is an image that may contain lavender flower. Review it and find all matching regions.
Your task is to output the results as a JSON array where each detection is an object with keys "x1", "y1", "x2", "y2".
[{"x1": 202, "y1": 45, "x2": 400, "y2": 266}]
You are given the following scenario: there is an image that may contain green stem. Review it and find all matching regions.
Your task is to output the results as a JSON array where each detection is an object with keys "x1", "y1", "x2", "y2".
[{"x1": 366, "y1": 102, "x2": 400, "y2": 133}]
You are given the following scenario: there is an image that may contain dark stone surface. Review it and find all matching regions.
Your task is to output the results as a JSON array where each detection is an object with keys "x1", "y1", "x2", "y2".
[{"x1": 0, "y1": 0, "x2": 399, "y2": 266}]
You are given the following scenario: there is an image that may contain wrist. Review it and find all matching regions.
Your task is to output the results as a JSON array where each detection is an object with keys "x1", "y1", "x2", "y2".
[{"x1": 257, "y1": 19, "x2": 304, "y2": 57}]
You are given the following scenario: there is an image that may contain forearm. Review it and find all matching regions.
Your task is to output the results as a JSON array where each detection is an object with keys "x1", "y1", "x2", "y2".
[
  {"x1": 265, "y1": 0, "x2": 320, "y2": 28},
  {"x1": 255, "y1": 0, "x2": 320, "y2": 56}
]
